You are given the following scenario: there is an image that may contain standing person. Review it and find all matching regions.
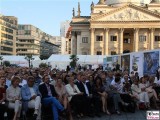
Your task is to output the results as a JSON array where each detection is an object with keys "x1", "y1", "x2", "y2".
[
  {"x1": 6, "y1": 76, "x2": 22, "y2": 120},
  {"x1": 21, "y1": 76, "x2": 41, "y2": 120},
  {"x1": 0, "y1": 76, "x2": 7, "y2": 119},
  {"x1": 39, "y1": 74, "x2": 65, "y2": 120}
]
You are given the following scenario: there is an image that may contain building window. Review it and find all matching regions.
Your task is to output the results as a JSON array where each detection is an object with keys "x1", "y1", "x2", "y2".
[
  {"x1": 139, "y1": 35, "x2": 146, "y2": 42},
  {"x1": 124, "y1": 38, "x2": 130, "y2": 43},
  {"x1": 97, "y1": 51, "x2": 102, "y2": 55},
  {"x1": 82, "y1": 37, "x2": 88, "y2": 43},
  {"x1": 96, "y1": 36, "x2": 103, "y2": 41},
  {"x1": 155, "y1": 36, "x2": 160, "y2": 41},
  {"x1": 25, "y1": 30, "x2": 31, "y2": 35},
  {"x1": 110, "y1": 36, "x2": 117, "y2": 41},
  {"x1": 111, "y1": 51, "x2": 117, "y2": 55},
  {"x1": 82, "y1": 52, "x2": 87, "y2": 55}
]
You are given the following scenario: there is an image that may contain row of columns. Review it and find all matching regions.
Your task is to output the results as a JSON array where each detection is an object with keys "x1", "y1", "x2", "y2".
[{"x1": 90, "y1": 28, "x2": 155, "y2": 55}]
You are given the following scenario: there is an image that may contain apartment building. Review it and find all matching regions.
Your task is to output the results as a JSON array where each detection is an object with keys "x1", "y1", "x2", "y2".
[
  {"x1": 0, "y1": 14, "x2": 18, "y2": 55},
  {"x1": 17, "y1": 24, "x2": 57, "y2": 56}
]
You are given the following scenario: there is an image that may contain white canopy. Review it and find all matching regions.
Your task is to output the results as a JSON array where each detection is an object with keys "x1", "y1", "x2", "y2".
[
  {"x1": 47, "y1": 55, "x2": 105, "y2": 70},
  {"x1": 1, "y1": 55, "x2": 40, "y2": 67}
]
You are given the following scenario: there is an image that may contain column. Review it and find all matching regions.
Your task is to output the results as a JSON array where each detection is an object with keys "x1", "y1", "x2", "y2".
[
  {"x1": 119, "y1": 28, "x2": 124, "y2": 54},
  {"x1": 71, "y1": 31, "x2": 76, "y2": 55},
  {"x1": 90, "y1": 28, "x2": 95, "y2": 55},
  {"x1": 134, "y1": 28, "x2": 139, "y2": 52},
  {"x1": 104, "y1": 28, "x2": 109, "y2": 55},
  {"x1": 76, "y1": 31, "x2": 81, "y2": 55},
  {"x1": 150, "y1": 28, "x2": 155, "y2": 50}
]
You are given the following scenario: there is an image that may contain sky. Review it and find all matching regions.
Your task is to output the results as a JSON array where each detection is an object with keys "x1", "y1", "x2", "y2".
[{"x1": 0, "y1": 0, "x2": 98, "y2": 36}]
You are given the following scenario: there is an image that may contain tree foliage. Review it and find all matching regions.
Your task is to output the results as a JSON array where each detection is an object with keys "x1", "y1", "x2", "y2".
[
  {"x1": 25, "y1": 55, "x2": 34, "y2": 68},
  {"x1": 3, "y1": 61, "x2": 10, "y2": 67},
  {"x1": 39, "y1": 63, "x2": 48, "y2": 68},
  {"x1": 70, "y1": 55, "x2": 79, "y2": 69}
]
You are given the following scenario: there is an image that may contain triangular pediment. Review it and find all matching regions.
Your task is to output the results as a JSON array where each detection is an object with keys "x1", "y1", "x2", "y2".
[{"x1": 91, "y1": 4, "x2": 160, "y2": 22}]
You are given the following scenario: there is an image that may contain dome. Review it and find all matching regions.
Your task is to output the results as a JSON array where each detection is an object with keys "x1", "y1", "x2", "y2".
[
  {"x1": 106, "y1": 0, "x2": 151, "y2": 6},
  {"x1": 151, "y1": 0, "x2": 160, "y2": 3}
]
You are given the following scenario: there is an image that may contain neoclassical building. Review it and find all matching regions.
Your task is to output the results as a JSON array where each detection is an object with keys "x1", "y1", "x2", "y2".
[{"x1": 70, "y1": 0, "x2": 160, "y2": 55}]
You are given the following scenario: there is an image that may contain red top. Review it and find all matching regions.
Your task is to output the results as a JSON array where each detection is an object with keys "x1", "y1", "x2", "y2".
[{"x1": 0, "y1": 87, "x2": 6, "y2": 100}]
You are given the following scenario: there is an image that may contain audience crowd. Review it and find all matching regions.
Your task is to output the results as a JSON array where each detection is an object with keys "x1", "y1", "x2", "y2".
[{"x1": 0, "y1": 65, "x2": 160, "y2": 120}]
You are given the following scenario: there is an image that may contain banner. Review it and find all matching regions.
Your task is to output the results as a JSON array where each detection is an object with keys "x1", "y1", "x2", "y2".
[
  {"x1": 143, "y1": 51, "x2": 159, "y2": 75},
  {"x1": 121, "y1": 54, "x2": 130, "y2": 72},
  {"x1": 130, "y1": 52, "x2": 143, "y2": 77},
  {"x1": 104, "y1": 55, "x2": 120, "y2": 71}
]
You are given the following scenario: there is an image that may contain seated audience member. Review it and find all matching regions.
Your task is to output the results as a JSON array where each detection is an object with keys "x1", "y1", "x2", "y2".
[
  {"x1": 39, "y1": 74, "x2": 65, "y2": 120},
  {"x1": 65, "y1": 77, "x2": 85, "y2": 118},
  {"x1": 92, "y1": 77, "x2": 108, "y2": 117},
  {"x1": 139, "y1": 77, "x2": 159, "y2": 102},
  {"x1": 21, "y1": 76, "x2": 41, "y2": 120},
  {"x1": 32, "y1": 72, "x2": 42, "y2": 86},
  {"x1": 154, "y1": 70, "x2": 160, "y2": 97},
  {"x1": 104, "y1": 71, "x2": 123, "y2": 115},
  {"x1": 0, "y1": 76, "x2": 7, "y2": 119},
  {"x1": 75, "y1": 74, "x2": 94, "y2": 117},
  {"x1": 6, "y1": 76, "x2": 22, "y2": 120},
  {"x1": 19, "y1": 73, "x2": 28, "y2": 87},
  {"x1": 55, "y1": 78, "x2": 72, "y2": 120},
  {"x1": 131, "y1": 79, "x2": 150, "y2": 108},
  {"x1": 110, "y1": 74, "x2": 130, "y2": 114}
]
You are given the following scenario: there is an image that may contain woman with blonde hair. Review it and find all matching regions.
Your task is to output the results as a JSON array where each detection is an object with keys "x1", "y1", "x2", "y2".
[
  {"x1": 55, "y1": 78, "x2": 72, "y2": 120},
  {"x1": 6, "y1": 76, "x2": 22, "y2": 120}
]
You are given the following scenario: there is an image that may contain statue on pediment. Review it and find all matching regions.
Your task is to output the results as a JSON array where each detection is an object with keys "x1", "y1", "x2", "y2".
[
  {"x1": 91, "y1": 2, "x2": 94, "y2": 13},
  {"x1": 98, "y1": 0, "x2": 105, "y2": 5}
]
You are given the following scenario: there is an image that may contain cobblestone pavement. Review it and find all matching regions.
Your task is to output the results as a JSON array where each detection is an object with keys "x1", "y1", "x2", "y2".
[{"x1": 78, "y1": 110, "x2": 147, "y2": 120}]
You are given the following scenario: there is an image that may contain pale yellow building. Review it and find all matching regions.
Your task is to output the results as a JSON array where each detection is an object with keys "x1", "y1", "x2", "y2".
[
  {"x1": 0, "y1": 14, "x2": 18, "y2": 55},
  {"x1": 70, "y1": 0, "x2": 160, "y2": 55},
  {"x1": 17, "y1": 24, "x2": 56, "y2": 56}
]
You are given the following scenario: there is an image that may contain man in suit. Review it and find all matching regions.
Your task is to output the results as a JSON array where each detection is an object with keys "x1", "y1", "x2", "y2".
[
  {"x1": 39, "y1": 74, "x2": 65, "y2": 120},
  {"x1": 21, "y1": 76, "x2": 41, "y2": 120},
  {"x1": 75, "y1": 74, "x2": 93, "y2": 117}
]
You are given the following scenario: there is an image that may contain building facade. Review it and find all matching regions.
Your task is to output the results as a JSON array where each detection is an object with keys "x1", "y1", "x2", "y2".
[
  {"x1": 0, "y1": 14, "x2": 18, "y2": 55},
  {"x1": 65, "y1": 27, "x2": 72, "y2": 54},
  {"x1": 17, "y1": 24, "x2": 56, "y2": 56},
  {"x1": 60, "y1": 20, "x2": 70, "y2": 37},
  {"x1": 70, "y1": 0, "x2": 160, "y2": 55},
  {"x1": 40, "y1": 40, "x2": 59, "y2": 59},
  {"x1": 52, "y1": 36, "x2": 61, "y2": 54}
]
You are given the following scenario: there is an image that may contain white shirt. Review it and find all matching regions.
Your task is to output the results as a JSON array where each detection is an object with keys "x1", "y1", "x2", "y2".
[
  {"x1": 82, "y1": 82, "x2": 89, "y2": 96},
  {"x1": 19, "y1": 79, "x2": 27, "y2": 86},
  {"x1": 29, "y1": 87, "x2": 36, "y2": 96}
]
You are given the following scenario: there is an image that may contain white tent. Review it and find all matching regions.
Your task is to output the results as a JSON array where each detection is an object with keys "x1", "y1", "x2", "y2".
[
  {"x1": 1, "y1": 55, "x2": 41, "y2": 67},
  {"x1": 47, "y1": 55, "x2": 106, "y2": 70}
]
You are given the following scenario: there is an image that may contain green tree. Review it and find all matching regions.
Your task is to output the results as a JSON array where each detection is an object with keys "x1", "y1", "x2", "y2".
[
  {"x1": 39, "y1": 63, "x2": 48, "y2": 68},
  {"x1": 70, "y1": 55, "x2": 79, "y2": 69},
  {"x1": 25, "y1": 55, "x2": 34, "y2": 68},
  {"x1": 0, "y1": 56, "x2": 3, "y2": 65},
  {"x1": 3, "y1": 61, "x2": 10, "y2": 67}
]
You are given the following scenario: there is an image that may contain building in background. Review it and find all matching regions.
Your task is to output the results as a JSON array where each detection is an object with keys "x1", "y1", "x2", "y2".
[
  {"x1": 17, "y1": 24, "x2": 58, "y2": 56},
  {"x1": 52, "y1": 36, "x2": 61, "y2": 54},
  {"x1": 0, "y1": 14, "x2": 18, "y2": 55},
  {"x1": 70, "y1": 0, "x2": 160, "y2": 55},
  {"x1": 60, "y1": 20, "x2": 70, "y2": 37},
  {"x1": 65, "y1": 27, "x2": 72, "y2": 54},
  {"x1": 40, "y1": 40, "x2": 59, "y2": 59}
]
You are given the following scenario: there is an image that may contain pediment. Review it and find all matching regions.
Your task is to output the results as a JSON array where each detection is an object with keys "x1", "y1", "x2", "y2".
[{"x1": 91, "y1": 4, "x2": 160, "y2": 22}]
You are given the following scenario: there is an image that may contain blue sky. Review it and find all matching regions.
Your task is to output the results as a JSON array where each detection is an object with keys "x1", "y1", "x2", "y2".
[{"x1": 0, "y1": 0, "x2": 98, "y2": 36}]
